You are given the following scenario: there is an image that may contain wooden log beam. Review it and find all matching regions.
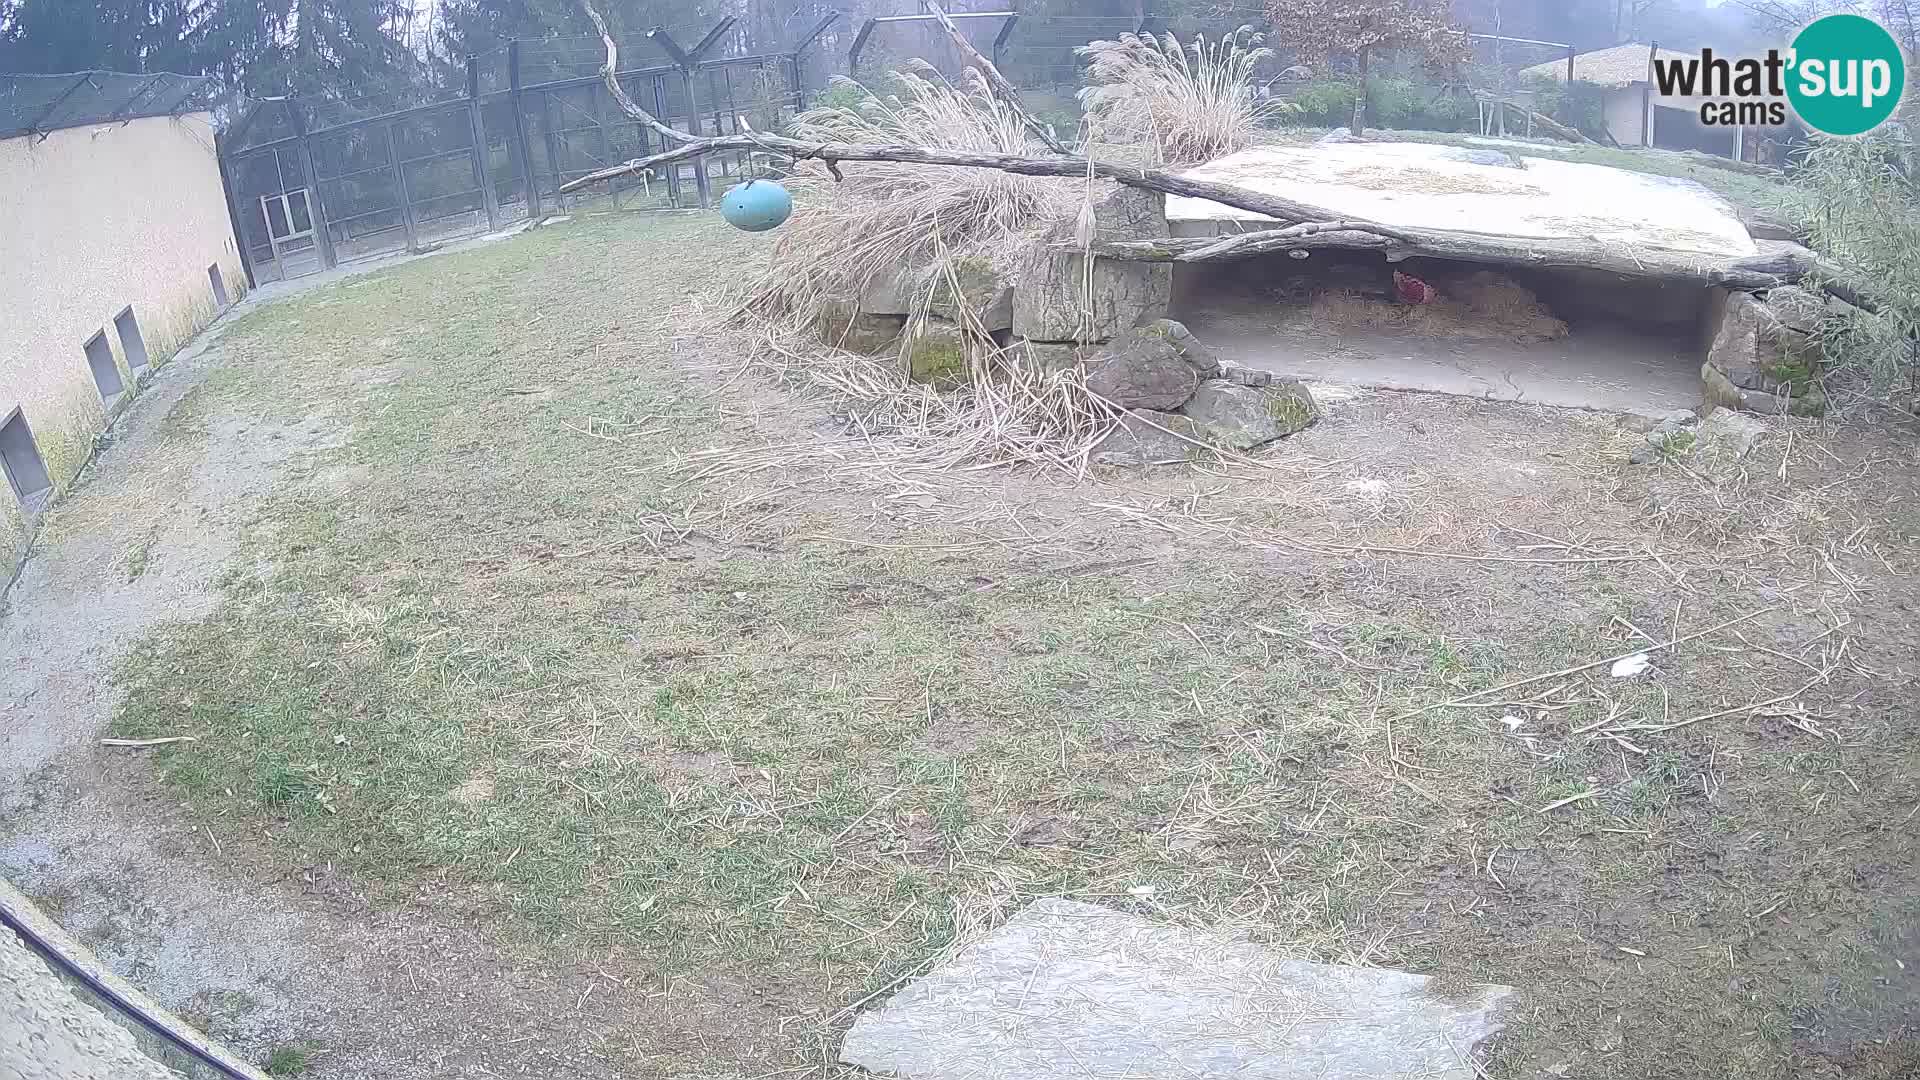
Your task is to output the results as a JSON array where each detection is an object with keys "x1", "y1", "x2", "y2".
[
  {"x1": 559, "y1": 129, "x2": 1425, "y2": 241},
  {"x1": 1481, "y1": 98, "x2": 1591, "y2": 144},
  {"x1": 572, "y1": 2, "x2": 1875, "y2": 309},
  {"x1": 1090, "y1": 227, "x2": 1822, "y2": 291}
]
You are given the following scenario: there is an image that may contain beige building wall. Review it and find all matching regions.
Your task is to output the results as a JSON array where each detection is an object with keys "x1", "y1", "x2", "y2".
[{"x1": 0, "y1": 110, "x2": 244, "y2": 574}]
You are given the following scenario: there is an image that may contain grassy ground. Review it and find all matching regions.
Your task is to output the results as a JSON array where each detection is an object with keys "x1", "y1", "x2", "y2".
[{"x1": 108, "y1": 211, "x2": 1919, "y2": 1078}]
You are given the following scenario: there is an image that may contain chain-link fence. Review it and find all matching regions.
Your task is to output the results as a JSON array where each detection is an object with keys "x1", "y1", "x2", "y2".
[
  {"x1": 217, "y1": 8, "x2": 1599, "y2": 284},
  {"x1": 220, "y1": 19, "x2": 832, "y2": 284},
  {"x1": 0, "y1": 70, "x2": 219, "y2": 141}
]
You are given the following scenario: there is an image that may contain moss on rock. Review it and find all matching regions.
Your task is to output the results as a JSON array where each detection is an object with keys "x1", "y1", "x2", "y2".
[{"x1": 899, "y1": 318, "x2": 970, "y2": 385}]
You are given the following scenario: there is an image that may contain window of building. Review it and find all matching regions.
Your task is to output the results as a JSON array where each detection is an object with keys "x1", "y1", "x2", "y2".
[
  {"x1": 0, "y1": 409, "x2": 54, "y2": 512},
  {"x1": 115, "y1": 306, "x2": 150, "y2": 372},
  {"x1": 83, "y1": 330, "x2": 124, "y2": 402}
]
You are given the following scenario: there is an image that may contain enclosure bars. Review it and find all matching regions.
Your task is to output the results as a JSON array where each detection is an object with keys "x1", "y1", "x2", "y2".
[
  {"x1": 508, "y1": 42, "x2": 543, "y2": 219},
  {"x1": 214, "y1": 130, "x2": 258, "y2": 289},
  {"x1": 647, "y1": 18, "x2": 736, "y2": 209},
  {"x1": 848, "y1": 11, "x2": 1020, "y2": 71},
  {"x1": 1462, "y1": 31, "x2": 1577, "y2": 133},
  {"x1": 467, "y1": 57, "x2": 503, "y2": 233},
  {"x1": 219, "y1": 15, "x2": 830, "y2": 278},
  {"x1": 287, "y1": 98, "x2": 339, "y2": 268}
]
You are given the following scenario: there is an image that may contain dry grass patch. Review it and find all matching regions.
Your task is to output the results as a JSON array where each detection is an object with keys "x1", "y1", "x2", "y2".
[{"x1": 1076, "y1": 27, "x2": 1295, "y2": 166}]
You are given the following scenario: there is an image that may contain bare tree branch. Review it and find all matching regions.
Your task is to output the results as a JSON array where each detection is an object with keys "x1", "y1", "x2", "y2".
[
  {"x1": 559, "y1": 128, "x2": 1420, "y2": 235},
  {"x1": 569, "y1": 0, "x2": 1871, "y2": 303},
  {"x1": 580, "y1": 0, "x2": 693, "y2": 146},
  {"x1": 919, "y1": 0, "x2": 1070, "y2": 155}
]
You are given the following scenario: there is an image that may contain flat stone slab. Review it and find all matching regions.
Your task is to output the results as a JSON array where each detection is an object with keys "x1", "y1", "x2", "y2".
[
  {"x1": 1170, "y1": 142, "x2": 1756, "y2": 258},
  {"x1": 840, "y1": 897, "x2": 1513, "y2": 1080}
]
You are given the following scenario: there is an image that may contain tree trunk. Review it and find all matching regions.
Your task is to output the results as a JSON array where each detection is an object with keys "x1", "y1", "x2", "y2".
[{"x1": 1350, "y1": 46, "x2": 1369, "y2": 137}]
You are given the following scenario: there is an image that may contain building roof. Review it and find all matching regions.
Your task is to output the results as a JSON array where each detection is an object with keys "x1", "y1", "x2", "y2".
[
  {"x1": 1520, "y1": 44, "x2": 1695, "y2": 88},
  {"x1": 0, "y1": 70, "x2": 218, "y2": 141}
]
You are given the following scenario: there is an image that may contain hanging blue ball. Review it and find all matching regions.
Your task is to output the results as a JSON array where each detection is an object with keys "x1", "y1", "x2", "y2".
[{"x1": 720, "y1": 179, "x2": 793, "y2": 232}]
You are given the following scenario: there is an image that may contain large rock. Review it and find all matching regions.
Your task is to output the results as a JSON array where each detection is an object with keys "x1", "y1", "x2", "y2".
[
  {"x1": 1013, "y1": 185, "x2": 1172, "y2": 342},
  {"x1": 1703, "y1": 291, "x2": 1824, "y2": 415},
  {"x1": 1089, "y1": 410, "x2": 1206, "y2": 466},
  {"x1": 897, "y1": 316, "x2": 970, "y2": 384},
  {"x1": 858, "y1": 263, "x2": 920, "y2": 316},
  {"x1": 1707, "y1": 291, "x2": 1781, "y2": 390},
  {"x1": 815, "y1": 298, "x2": 906, "y2": 355},
  {"x1": 927, "y1": 255, "x2": 1014, "y2": 333},
  {"x1": 1082, "y1": 319, "x2": 1219, "y2": 410},
  {"x1": 1764, "y1": 284, "x2": 1824, "y2": 334},
  {"x1": 1694, "y1": 408, "x2": 1767, "y2": 461},
  {"x1": 1011, "y1": 339, "x2": 1086, "y2": 375},
  {"x1": 1178, "y1": 379, "x2": 1318, "y2": 450}
]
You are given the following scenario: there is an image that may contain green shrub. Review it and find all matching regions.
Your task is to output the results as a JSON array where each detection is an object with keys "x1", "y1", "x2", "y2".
[
  {"x1": 1284, "y1": 75, "x2": 1474, "y2": 132},
  {"x1": 1783, "y1": 132, "x2": 1920, "y2": 388},
  {"x1": 814, "y1": 79, "x2": 869, "y2": 113},
  {"x1": 1286, "y1": 79, "x2": 1358, "y2": 126}
]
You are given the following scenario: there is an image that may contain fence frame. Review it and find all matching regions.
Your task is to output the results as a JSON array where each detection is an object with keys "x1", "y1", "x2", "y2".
[{"x1": 221, "y1": 16, "x2": 835, "y2": 286}]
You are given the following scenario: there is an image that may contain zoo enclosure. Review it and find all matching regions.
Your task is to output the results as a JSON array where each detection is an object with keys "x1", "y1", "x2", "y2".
[{"x1": 220, "y1": 15, "x2": 837, "y2": 284}]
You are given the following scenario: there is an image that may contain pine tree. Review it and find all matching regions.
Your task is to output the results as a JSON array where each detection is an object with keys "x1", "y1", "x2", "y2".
[{"x1": 0, "y1": 0, "x2": 197, "y2": 74}]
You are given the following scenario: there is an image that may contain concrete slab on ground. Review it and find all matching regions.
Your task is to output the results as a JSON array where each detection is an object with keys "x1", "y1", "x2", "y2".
[
  {"x1": 1170, "y1": 142, "x2": 1756, "y2": 258},
  {"x1": 1177, "y1": 310, "x2": 1704, "y2": 415},
  {"x1": 1464, "y1": 135, "x2": 1578, "y2": 153},
  {"x1": 840, "y1": 897, "x2": 1513, "y2": 1080}
]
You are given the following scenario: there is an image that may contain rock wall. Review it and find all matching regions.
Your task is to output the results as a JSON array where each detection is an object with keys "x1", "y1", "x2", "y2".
[
  {"x1": 1011, "y1": 186, "x2": 1173, "y2": 345},
  {"x1": 1701, "y1": 287, "x2": 1827, "y2": 417},
  {"x1": 806, "y1": 182, "x2": 1318, "y2": 464},
  {"x1": 1082, "y1": 320, "x2": 1318, "y2": 465}
]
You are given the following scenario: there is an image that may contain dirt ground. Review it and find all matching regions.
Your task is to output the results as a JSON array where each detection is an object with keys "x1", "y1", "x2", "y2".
[{"x1": 3, "y1": 211, "x2": 1918, "y2": 1080}]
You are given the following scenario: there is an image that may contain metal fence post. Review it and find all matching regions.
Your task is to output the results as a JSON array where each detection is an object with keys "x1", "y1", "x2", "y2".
[
  {"x1": 507, "y1": 41, "x2": 542, "y2": 218},
  {"x1": 287, "y1": 98, "x2": 337, "y2": 269},
  {"x1": 791, "y1": 14, "x2": 839, "y2": 114},
  {"x1": 385, "y1": 122, "x2": 421, "y2": 250},
  {"x1": 593, "y1": 78, "x2": 618, "y2": 208},
  {"x1": 654, "y1": 76, "x2": 681, "y2": 207},
  {"x1": 466, "y1": 55, "x2": 501, "y2": 232},
  {"x1": 539, "y1": 90, "x2": 568, "y2": 210},
  {"x1": 652, "y1": 24, "x2": 731, "y2": 209},
  {"x1": 992, "y1": 12, "x2": 1020, "y2": 71},
  {"x1": 684, "y1": 71, "x2": 711, "y2": 207},
  {"x1": 214, "y1": 133, "x2": 259, "y2": 288}
]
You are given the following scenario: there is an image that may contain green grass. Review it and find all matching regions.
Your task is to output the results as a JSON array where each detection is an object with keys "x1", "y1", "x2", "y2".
[
  {"x1": 262, "y1": 1043, "x2": 315, "y2": 1077},
  {"x1": 101, "y1": 211, "x2": 1920, "y2": 1079}
]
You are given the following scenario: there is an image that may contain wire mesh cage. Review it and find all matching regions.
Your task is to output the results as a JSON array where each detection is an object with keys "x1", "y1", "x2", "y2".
[
  {"x1": 0, "y1": 70, "x2": 219, "y2": 140},
  {"x1": 218, "y1": 16, "x2": 832, "y2": 285}
]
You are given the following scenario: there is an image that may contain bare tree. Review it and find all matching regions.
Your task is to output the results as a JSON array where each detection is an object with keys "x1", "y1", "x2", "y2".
[{"x1": 1266, "y1": 0, "x2": 1471, "y2": 136}]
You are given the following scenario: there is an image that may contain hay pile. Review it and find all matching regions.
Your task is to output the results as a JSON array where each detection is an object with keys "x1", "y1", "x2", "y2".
[
  {"x1": 1308, "y1": 269, "x2": 1569, "y2": 342},
  {"x1": 730, "y1": 66, "x2": 1124, "y2": 471},
  {"x1": 738, "y1": 65, "x2": 1078, "y2": 326}
]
